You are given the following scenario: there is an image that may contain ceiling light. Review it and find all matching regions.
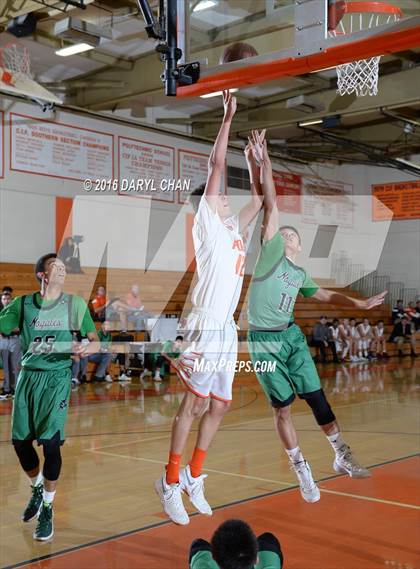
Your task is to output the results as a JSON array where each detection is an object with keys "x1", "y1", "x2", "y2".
[
  {"x1": 56, "y1": 43, "x2": 95, "y2": 57},
  {"x1": 194, "y1": 0, "x2": 217, "y2": 12},
  {"x1": 298, "y1": 119, "x2": 323, "y2": 127},
  {"x1": 200, "y1": 88, "x2": 238, "y2": 99}
]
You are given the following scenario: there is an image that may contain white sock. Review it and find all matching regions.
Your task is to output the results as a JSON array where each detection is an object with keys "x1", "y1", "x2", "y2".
[
  {"x1": 285, "y1": 446, "x2": 304, "y2": 463},
  {"x1": 327, "y1": 432, "x2": 347, "y2": 454},
  {"x1": 43, "y1": 489, "x2": 56, "y2": 504},
  {"x1": 30, "y1": 472, "x2": 43, "y2": 487}
]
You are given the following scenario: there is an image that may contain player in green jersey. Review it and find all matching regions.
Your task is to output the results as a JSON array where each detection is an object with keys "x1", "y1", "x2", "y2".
[
  {"x1": 0, "y1": 253, "x2": 98, "y2": 541},
  {"x1": 247, "y1": 132, "x2": 387, "y2": 503}
]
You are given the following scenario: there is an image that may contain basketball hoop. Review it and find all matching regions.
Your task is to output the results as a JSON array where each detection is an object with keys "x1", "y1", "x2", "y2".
[
  {"x1": 328, "y1": 1, "x2": 403, "y2": 96},
  {"x1": 0, "y1": 43, "x2": 31, "y2": 86}
]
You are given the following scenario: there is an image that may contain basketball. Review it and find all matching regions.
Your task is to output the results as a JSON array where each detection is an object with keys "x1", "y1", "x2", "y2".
[{"x1": 219, "y1": 42, "x2": 258, "y2": 64}]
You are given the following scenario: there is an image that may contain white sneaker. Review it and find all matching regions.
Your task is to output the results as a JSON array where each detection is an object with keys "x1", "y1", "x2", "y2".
[
  {"x1": 104, "y1": 374, "x2": 113, "y2": 383},
  {"x1": 118, "y1": 373, "x2": 129, "y2": 381},
  {"x1": 140, "y1": 369, "x2": 152, "y2": 380},
  {"x1": 71, "y1": 377, "x2": 80, "y2": 385},
  {"x1": 153, "y1": 371, "x2": 162, "y2": 382},
  {"x1": 333, "y1": 446, "x2": 371, "y2": 478},
  {"x1": 154, "y1": 474, "x2": 189, "y2": 525},
  {"x1": 179, "y1": 465, "x2": 212, "y2": 516},
  {"x1": 291, "y1": 460, "x2": 320, "y2": 503}
]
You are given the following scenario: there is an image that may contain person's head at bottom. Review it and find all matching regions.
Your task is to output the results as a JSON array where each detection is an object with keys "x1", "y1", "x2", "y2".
[{"x1": 212, "y1": 519, "x2": 258, "y2": 569}]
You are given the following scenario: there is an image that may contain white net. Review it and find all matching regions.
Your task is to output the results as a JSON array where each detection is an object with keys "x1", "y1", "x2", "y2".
[
  {"x1": 0, "y1": 43, "x2": 31, "y2": 82},
  {"x1": 329, "y1": 3, "x2": 401, "y2": 97},
  {"x1": 336, "y1": 56, "x2": 381, "y2": 96}
]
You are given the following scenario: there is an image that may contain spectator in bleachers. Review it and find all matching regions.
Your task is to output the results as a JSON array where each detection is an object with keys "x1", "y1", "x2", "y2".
[
  {"x1": 312, "y1": 316, "x2": 339, "y2": 363},
  {"x1": 405, "y1": 301, "x2": 419, "y2": 329},
  {"x1": 189, "y1": 519, "x2": 283, "y2": 569},
  {"x1": 329, "y1": 319, "x2": 342, "y2": 362},
  {"x1": 72, "y1": 321, "x2": 113, "y2": 383},
  {"x1": 142, "y1": 335, "x2": 184, "y2": 382},
  {"x1": 372, "y1": 320, "x2": 388, "y2": 358},
  {"x1": 106, "y1": 284, "x2": 151, "y2": 332},
  {"x1": 389, "y1": 316, "x2": 417, "y2": 357},
  {"x1": 391, "y1": 299, "x2": 405, "y2": 323},
  {"x1": 415, "y1": 301, "x2": 420, "y2": 330},
  {"x1": 0, "y1": 286, "x2": 13, "y2": 311},
  {"x1": 349, "y1": 318, "x2": 362, "y2": 361},
  {"x1": 357, "y1": 317, "x2": 373, "y2": 360},
  {"x1": 91, "y1": 286, "x2": 107, "y2": 322},
  {"x1": 338, "y1": 317, "x2": 351, "y2": 361},
  {"x1": 0, "y1": 291, "x2": 21, "y2": 399}
]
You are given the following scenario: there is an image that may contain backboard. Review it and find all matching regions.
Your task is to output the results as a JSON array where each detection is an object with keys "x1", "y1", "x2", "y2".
[
  {"x1": 0, "y1": 69, "x2": 62, "y2": 105},
  {"x1": 175, "y1": 0, "x2": 420, "y2": 97}
]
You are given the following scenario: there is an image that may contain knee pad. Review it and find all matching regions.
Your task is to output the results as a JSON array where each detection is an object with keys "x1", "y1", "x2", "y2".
[
  {"x1": 302, "y1": 389, "x2": 336, "y2": 425},
  {"x1": 13, "y1": 439, "x2": 39, "y2": 472},
  {"x1": 41, "y1": 431, "x2": 62, "y2": 481}
]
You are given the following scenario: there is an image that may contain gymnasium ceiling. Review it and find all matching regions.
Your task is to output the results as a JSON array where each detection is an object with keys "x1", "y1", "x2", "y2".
[{"x1": 0, "y1": 0, "x2": 419, "y2": 171}]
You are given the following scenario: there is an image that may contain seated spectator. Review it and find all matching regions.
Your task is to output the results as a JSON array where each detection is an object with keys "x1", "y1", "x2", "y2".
[
  {"x1": 349, "y1": 317, "x2": 362, "y2": 361},
  {"x1": 58, "y1": 236, "x2": 83, "y2": 274},
  {"x1": 389, "y1": 316, "x2": 417, "y2": 357},
  {"x1": 0, "y1": 291, "x2": 21, "y2": 399},
  {"x1": 312, "y1": 316, "x2": 339, "y2": 363},
  {"x1": 391, "y1": 299, "x2": 405, "y2": 323},
  {"x1": 405, "y1": 301, "x2": 420, "y2": 330},
  {"x1": 142, "y1": 335, "x2": 183, "y2": 382},
  {"x1": 329, "y1": 319, "x2": 342, "y2": 361},
  {"x1": 107, "y1": 284, "x2": 152, "y2": 332},
  {"x1": 357, "y1": 317, "x2": 373, "y2": 360},
  {"x1": 372, "y1": 320, "x2": 388, "y2": 358},
  {"x1": 91, "y1": 286, "x2": 107, "y2": 322},
  {"x1": 0, "y1": 286, "x2": 13, "y2": 311},
  {"x1": 190, "y1": 519, "x2": 283, "y2": 569},
  {"x1": 338, "y1": 317, "x2": 351, "y2": 361},
  {"x1": 72, "y1": 322, "x2": 114, "y2": 383},
  {"x1": 415, "y1": 301, "x2": 420, "y2": 331}
]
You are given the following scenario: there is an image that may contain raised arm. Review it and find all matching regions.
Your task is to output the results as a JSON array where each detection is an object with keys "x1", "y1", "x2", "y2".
[
  {"x1": 312, "y1": 288, "x2": 387, "y2": 310},
  {"x1": 205, "y1": 90, "x2": 236, "y2": 211},
  {"x1": 238, "y1": 133, "x2": 264, "y2": 231},
  {"x1": 257, "y1": 138, "x2": 279, "y2": 242}
]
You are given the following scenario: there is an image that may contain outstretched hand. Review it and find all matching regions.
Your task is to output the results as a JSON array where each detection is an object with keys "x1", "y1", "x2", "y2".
[
  {"x1": 223, "y1": 90, "x2": 237, "y2": 122},
  {"x1": 363, "y1": 290, "x2": 388, "y2": 310},
  {"x1": 171, "y1": 351, "x2": 202, "y2": 382}
]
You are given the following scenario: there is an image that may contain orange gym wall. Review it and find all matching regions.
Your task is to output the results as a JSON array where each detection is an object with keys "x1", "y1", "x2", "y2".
[{"x1": 56, "y1": 197, "x2": 73, "y2": 251}]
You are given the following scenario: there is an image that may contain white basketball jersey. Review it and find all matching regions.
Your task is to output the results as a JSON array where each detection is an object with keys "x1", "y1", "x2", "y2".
[
  {"x1": 339, "y1": 324, "x2": 349, "y2": 338},
  {"x1": 374, "y1": 325, "x2": 384, "y2": 337},
  {"x1": 359, "y1": 324, "x2": 371, "y2": 336},
  {"x1": 330, "y1": 326, "x2": 339, "y2": 340},
  {"x1": 191, "y1": 196, "x2": 245, "y2": 325}
]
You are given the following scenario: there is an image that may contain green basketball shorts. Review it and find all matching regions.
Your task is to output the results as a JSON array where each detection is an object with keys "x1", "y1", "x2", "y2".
[
  {"x1": 248, "y1": 324, "x2": 321, "y2": 407},
  {"x1": 12, "y1": 368, "x2": 72, "y2": 443}
]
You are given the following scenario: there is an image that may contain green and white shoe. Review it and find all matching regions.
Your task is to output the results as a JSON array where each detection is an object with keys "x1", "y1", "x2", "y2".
[
  {"x1": 22, "y1": 484, "x2": 43, "y2": 522},
  {"x1": 33, "y1": 502, "x2": 54, "y2": 541}
]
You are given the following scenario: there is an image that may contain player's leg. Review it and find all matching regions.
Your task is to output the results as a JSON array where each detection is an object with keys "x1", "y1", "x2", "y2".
[
  {"x1": 409, "y1": 335, "x2": 417, "y2": 356},
  {"x1": 248, "y1": 329, "x2": 320, "y2": 503},
  {"x1": 287, "y1": 326, "x2": 370, "y2": 479},
  {"x1": 31, "y1": 369, "x2": 72, "y2": 540},
  {"x1": 155, "y1": 390, "x2": 207, "y2": 525},
  {"x1": 179, "y1": 325, "x2": 236, "y2": 515},
  {"x1": 11, "y1": 370, "x2": 44, "y2": 523}
]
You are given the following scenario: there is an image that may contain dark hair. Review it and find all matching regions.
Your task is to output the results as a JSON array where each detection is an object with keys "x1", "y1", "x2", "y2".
[
  {"x1": 397, "y1": 299, "x2": 403, "y2": 304},
  {"x1": 377, "y1": 320, "x2": 383, "y2": 324},
  {"x1": 1, "y1": 291, "x2": 11, "y2": 298},
  {"x1": 320, "y1": 315, "x2": 327, "y2": 320},
  {"x1": 2, "y1": 286, "x2": 13, "y2": 294},
  {"x1": 189, "y1": 183, "x2": 206, "y2": 213},
  {"x1": 35, "y1": 253, "x2": 57, "y2": 282},
  {"x1": 350, "y1": 317, "x2": 356, "y2": 322},
  {"x1": 175, "y1": 335, "x2": 183, "y2": 341},
  {"x1": 211, "y1": 520, "x2": 258, "y2": 569},
  {"x1": 332, "y1": 318, "x2": 339, "y2": 324},
  {"x1": 279, "y1": 225, "x2": 301, "y2": 244}
]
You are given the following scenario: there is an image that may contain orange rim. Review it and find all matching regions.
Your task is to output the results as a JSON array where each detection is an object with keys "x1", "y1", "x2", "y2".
[{"x1": 329, "y1": 1, "x2": 402, "y2": 30}]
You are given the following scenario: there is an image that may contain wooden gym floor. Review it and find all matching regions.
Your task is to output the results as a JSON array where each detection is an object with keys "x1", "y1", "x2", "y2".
[{"x1": 0, "y1": 357, "x2": 419, "y2": 569}]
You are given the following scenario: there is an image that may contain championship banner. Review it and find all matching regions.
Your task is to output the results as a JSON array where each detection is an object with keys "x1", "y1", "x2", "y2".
[{"x1": 372, "y1": 181, "x2": 420, "y2": 221}]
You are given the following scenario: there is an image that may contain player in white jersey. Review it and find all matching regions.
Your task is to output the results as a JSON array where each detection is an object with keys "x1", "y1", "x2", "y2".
[
  {"x1": 155, "y1": 93, "x2": 263, "y2": 525},
  {"x1": 349, "y1": 318, "x2": 362, "y2": 361},
  {"x1": 338, "y1": 318, "x2": 351, "y2": 361},
  {"x1": 358, "y1": 318, "x2": 373, "y2": 359},
  {"x1": 372, "y1": 320, "x2": 388, "y2": 358},
  {"x1": 329, "y1": 319, "x2": 342, "y2": 358}
]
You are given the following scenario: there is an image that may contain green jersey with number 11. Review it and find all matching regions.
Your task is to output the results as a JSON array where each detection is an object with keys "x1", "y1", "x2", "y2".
[{"x1": 248, "y1": 233, "x2": 319, "y2": 330}]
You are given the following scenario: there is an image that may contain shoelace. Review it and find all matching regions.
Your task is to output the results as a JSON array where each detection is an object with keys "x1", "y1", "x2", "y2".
[
  {"x1": 37, "y1": 505, "x2": 52, "y2": 529},
  {"x1": 291, "y1": 462, "x2": 316, "y2": 490},
  {"x1": 28, "y1": 485, "x2": 43, "y2": 508},
  {"x1": 340, "y1": 451, "x2": 363, "y2": 471}
]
